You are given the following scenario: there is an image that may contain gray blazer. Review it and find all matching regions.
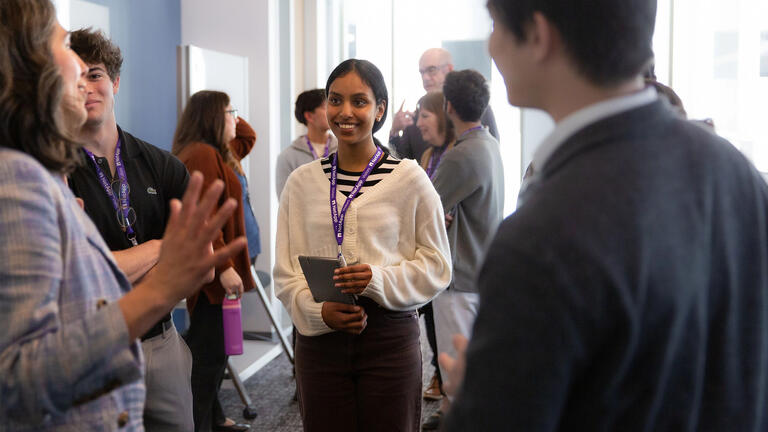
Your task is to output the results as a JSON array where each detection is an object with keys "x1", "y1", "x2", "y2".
[{"x1": 0, "y1": 148, "x2": 144, "y2": 431}]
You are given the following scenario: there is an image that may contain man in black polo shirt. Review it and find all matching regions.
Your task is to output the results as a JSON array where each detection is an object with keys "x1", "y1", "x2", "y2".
[{"x1": 67, "y1": 29, "x2": 194, "y2": 431}]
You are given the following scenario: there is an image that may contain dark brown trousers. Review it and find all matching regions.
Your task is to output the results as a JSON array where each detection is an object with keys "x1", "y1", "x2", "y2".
[{"x1": 295, "y1": 297, "x2": 422, "y2": 432}]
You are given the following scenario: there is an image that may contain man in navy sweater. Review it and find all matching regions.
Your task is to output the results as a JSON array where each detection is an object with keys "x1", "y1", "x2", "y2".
[{"x1": 442, "y1": 0, "x2": 768, "y2": 430}]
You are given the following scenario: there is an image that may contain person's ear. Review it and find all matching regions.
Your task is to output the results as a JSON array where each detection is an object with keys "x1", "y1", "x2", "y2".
[
  {"x1": 304, "y1": 110, "x2": 313, "y2": 125},
  {"x1": 445, "y1": 100, "x2": 455, "y2": 117},
  {"x1": 113, "y1": 75, "x2": 121, "y2": 95},
  {"x1": 529, "y1": 12, "x2": 558, "y2": 63},
  {"x1": 376, "y1": 100, "x2": 386, "y2": 121},
  {"x1": 446, "y1": 63, "x2": 454, "y2": 73}
]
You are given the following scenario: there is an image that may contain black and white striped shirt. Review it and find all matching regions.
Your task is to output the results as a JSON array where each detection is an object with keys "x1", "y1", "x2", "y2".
[{"x1": 321, "y1": 152, "x2": 401, "y2": 197}]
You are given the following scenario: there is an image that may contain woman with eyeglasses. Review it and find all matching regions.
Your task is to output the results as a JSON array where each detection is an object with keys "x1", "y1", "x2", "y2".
[{"x1": 173, "y1": 90, "x2": 255, "y2": 432}]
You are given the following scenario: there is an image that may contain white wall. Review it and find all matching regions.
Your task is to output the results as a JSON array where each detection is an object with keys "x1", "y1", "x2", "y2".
[{"x1": 181, "y1": 0, "x2": 281, "y2": 293}]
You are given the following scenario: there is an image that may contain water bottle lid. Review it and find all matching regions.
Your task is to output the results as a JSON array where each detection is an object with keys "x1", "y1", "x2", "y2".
[{"x1": 225, "y1": 293, "x2": 238, "y2": 301}]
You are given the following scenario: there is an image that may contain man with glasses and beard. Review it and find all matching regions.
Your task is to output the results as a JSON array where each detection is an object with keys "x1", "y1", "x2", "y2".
[{"x1": 66, "y1": 28, "x2": 194, "y2": 431}]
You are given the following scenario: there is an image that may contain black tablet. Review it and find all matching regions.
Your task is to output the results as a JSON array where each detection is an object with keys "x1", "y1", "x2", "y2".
[{"x1": 298, "y1": 255, "x2": 355, "y2": 305}]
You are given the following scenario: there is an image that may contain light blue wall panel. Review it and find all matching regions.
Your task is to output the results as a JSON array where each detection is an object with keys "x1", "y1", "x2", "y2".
[{"x1": 74, "y1": 0, "x2": 181, "y2": 151}]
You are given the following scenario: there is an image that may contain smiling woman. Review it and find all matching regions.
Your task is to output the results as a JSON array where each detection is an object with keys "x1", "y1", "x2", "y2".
[
  {"x1": 416, "y1": 91, "x2": 456, "y2": 179},
  {"x1": 274, "y1": 58, "x2": 452, "y2": 432},
  {"x1": 325, "y1": 59, "x2": 388, "y2": 171}
]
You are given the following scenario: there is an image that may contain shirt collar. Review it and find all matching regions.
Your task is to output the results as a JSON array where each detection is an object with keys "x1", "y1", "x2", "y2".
[
  {"x1": 531, "y1": 86, "x2": 658, "y2": 172},
  {"x1": 455, "y1": 125, "x2": 486, "y2": 145}
]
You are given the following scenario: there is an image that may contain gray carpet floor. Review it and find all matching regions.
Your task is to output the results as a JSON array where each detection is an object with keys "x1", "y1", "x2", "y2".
[{"x1": 219, "y1": 317, "x2": 442, "y2": 431}]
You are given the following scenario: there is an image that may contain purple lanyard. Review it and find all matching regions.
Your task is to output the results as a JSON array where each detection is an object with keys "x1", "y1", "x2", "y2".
[
  {"x1": 458, "y1": 125, "x2": 483, "y2": 141},
  {"x1": 330, "y1": 147, "x2": 384, "y2": 264},
  {"x1": 306, "y1": 135, "x2": 331, "y2": 160},
  {"x1": 426, "y1": 147, "x2": 445, "y2": 179},
  {"x1": 83, "y1": 138, "x2": 138, "y2": 246}
]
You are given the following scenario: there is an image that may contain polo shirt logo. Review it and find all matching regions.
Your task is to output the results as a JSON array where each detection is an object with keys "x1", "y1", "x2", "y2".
[{"x1": 147, "y1": 187, "x2": 157, "y2": 195}]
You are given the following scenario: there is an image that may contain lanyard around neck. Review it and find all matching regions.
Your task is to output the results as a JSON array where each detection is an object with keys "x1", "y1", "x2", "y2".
[
  {"x1": 329, "y1": 146, "x2": 384, "y2": 265},
  {"x1": 83, "y1": 137, "x2": 138, "y2": 246},
  {"x1": 426, "y1": 146, "x2": 446, "y2": 179},
  {"x1": 306, "y1": 135, "x2": 331, "y2": 159},
  {"x1": 458, "y1": 125, "x2": 483, "y2": 141}
]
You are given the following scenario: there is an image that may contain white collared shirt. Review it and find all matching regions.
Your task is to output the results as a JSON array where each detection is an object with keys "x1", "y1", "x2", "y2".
[
  {"x1": 534, "y1": 87, "x2": 658, "y2": 173},
  {"x1": 518, "y1": 87, "x2": 658, "y2": 205}
]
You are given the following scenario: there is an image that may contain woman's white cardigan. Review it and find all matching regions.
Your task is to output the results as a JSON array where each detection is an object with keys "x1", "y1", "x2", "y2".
[{"x1": 274, "y1": 157, "x2": 452, "y2": 336}]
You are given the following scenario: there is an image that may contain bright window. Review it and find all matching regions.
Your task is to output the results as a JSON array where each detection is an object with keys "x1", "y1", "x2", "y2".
[
  {"x1": 336, "y1": 0, "x2": 522, "y2": 215},
  {"x1": 668, "y1": 0, "x2": 768, "y2": 172}
]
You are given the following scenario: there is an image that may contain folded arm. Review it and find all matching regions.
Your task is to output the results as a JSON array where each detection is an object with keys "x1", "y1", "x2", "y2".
[{"x1": 111, "y1": 239, "x2": 161, "y2": 283}]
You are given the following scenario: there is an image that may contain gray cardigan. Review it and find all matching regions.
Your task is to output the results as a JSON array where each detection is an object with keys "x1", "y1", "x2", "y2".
[
  {"x1": 431, "y1": 128, "x2": 505, "y2": 293},
  {"x1": 275, "y1": 134, "x2": 338, "y2": 197}
]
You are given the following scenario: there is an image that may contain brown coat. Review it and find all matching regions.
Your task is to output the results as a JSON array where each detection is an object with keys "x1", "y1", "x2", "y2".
[
  {"x1": 230, "y1": 116, "x2": 257, "y2": 162},
  {"x1": 176, "y1": 141, "x2": 255, "y2": 312}
]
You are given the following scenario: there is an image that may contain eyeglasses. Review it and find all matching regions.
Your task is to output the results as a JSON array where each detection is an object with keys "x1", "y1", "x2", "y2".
[
  {"x1": 111, "y1": 180, "x2": 136, "y2": 229},
  {"x1": 419, "y1": 64, "x2": 447, "y2": 77},
  {"x1": 225, "y1": 108, "x2": 238, "y2": 119}
]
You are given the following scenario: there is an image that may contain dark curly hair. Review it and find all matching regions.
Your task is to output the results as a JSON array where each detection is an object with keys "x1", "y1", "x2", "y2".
[
  {"x1": 70, "y1": 27, "x2": 123, "y2": 81},
  {"x1": 0, "y1": 0, "x2": 81, "y2": 174},
  {"x1": 443, "y1": 69, "x2": 490, "y2": 123},
  {"x1": 294, "y1": 89, "x2": 326, "y2": 125}
]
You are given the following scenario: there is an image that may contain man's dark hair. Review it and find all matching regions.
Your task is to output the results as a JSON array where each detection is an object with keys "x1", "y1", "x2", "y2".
[
  {"x1": 487, "y1": 0, "x2": 656, "y2": 86},
  {"x1": 443, "y1": 70, "x2": 490, "y2": 123},
  {"x1": 294, "y1": 89, "x2": 326, "y2": 125},
  {"x1": 70, "y1": 27, "x2": 123, "y2": 81},
  {"x1": 326, "y1": 59, "x2": 389, "y2": 133}
]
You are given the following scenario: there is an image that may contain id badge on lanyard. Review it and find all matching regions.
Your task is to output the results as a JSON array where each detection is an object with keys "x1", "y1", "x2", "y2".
[
  {"x1": 329, "y1": 147, "x2": 383, "y2": 266},
  {"x1": 83, "y1": 138, "x2": 139, "y2": 246}
]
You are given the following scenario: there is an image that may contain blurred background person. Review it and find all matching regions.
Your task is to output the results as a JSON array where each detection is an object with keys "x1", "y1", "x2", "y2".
[
  {"x1": 228, "y1": 116, "x2": 262, "y2": 268},
  {"x1": 417, "y1": 91, "x2": 457, "y2": 178},
  {"x1": 389, "y1": 48, "x2": 498, "y2": 161},
  {"x1": 425, "y1": 69, "x2": 504, "y2": 430},
  {"x1": 413, "y1": 90, "x2": 456, "y2": 405},
  {"x1": 173, "y1": 90, "x2": 255, "y2": 432},
  {"x1": 276, "y1": 89, "x2": 338, "y2": 198}
]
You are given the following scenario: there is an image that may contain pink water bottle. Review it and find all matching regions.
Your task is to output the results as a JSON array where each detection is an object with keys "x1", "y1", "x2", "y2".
[{"x1": 222, "y1": 294, "x2": 243, "y2": 355}]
